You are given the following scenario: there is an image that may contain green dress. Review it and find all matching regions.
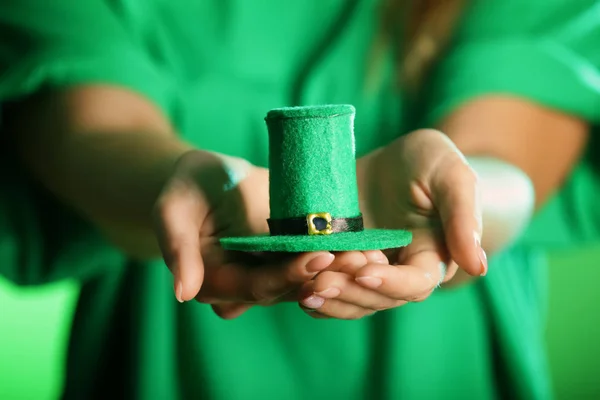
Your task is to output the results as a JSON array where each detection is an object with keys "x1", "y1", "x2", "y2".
[{"x1": 1, "y1": 0, "x2": 599, "y2": 399}]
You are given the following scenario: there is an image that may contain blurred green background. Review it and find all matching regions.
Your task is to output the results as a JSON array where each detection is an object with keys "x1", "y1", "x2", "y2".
[{"x1": 1, "y1": 247, "x2": 599, "y2": 400}]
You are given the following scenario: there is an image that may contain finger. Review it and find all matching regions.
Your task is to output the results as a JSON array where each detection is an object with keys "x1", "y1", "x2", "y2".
[
  {"x1": 362, "y1": 250, "x2": 389, "y2": 265},
  {"x1": 248, "y1": 251, "x2": 335, "y2": 303},
  {"x1": 202, "y1": 251, "x2": 334, "y2": 303},
  {"x1": 300, "y1": 300, "x2": 375, "y2": 320},
  {"x1": 326, "y1": 251, "x2": 369, "y2": 274},
  {"x1": 311, "y1": 271, "x2": 402, "y2": 311},
  {"x1": 298, "y1": 281, "x2": 376, "y2": 320},
  {"x1": 153, "y1": 182, "x2": 207, "y2": 302},
  {"x1": 355, "y1": 251, "x2": 445, "y2": 302},
  {"x1": 430, "y1": 153, "x2": 486, "y2": 276},
  {"x1": 276, "y1": 251, "x2": 374, "y2": 303},
  {"x1": 441, "y1": 261, "x2": 459, "y2": 283}
]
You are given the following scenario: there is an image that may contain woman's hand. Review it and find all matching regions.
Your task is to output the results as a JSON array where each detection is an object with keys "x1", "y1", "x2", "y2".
[
  {"x1": 297, "y1": 250, "x2": 400, "y2": 319},
  {"x1": 293, "y1": 129, "x2": 486, "y2": 320},
  {"x1": 358, "y1": 129, "x2": 486, "y2": 285},
  {"x1": 153, "y1": 149, "x2": 336, "y2": 319}
]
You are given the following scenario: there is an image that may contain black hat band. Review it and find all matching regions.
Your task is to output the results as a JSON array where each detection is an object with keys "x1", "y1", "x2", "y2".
[{"x1": 267, "y1": 213, "x2": 364, "y2": 236}]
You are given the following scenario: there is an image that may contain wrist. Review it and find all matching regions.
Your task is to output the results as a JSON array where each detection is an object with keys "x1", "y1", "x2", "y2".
[{"x1": 172, "y1": 149, "x2": 258, "y2": 202}]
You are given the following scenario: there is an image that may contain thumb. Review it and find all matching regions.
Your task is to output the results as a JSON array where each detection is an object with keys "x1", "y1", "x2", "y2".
[
  {"x1": 153, "y1": 185, "x2": 206, "y2": 302},
  {"x1": 430, "y1": 155, "x2": 487, "y2": 276}
]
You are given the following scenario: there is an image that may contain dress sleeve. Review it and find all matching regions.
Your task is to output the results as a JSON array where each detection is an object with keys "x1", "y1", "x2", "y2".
[
  {"x1": 422, "y1": 0, "x2": 600, "y2": 125},
  {"x1": 0, "y1": 0, "x2": 171, "y2": 285},
  {"x1": 0, "y1": 0, "x2": 172, "y2": 110},
  {"x1": 421, "y1": 0, "x2": 600, "y2": 248}
]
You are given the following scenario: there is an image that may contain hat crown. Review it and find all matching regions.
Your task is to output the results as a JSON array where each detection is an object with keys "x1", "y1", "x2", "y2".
[{"x1": 266, "y1": 104, "x2": 360, "y2": 220}]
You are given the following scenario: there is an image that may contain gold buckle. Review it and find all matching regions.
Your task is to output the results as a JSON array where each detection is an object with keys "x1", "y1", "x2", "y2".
[{"x1": 307, "y1": 212, "x2": 333, "y2": 235}]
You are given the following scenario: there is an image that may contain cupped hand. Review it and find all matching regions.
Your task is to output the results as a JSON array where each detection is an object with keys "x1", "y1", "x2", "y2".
[
  {"x1": 297, "y1": 130, "x2": 486, "y2": 319},
  {"x1": 153, "y1": 150, "x2": 335, "y2": 319},
  {"x1": 297, "y1": 250, "x2": 396, "y2": 319},
  {"x1": 296, "y1": 243, "x2": 450, "y2": 320},
  {"x1": 358, "y1": 129, "x2": 486, "y2": 286}
]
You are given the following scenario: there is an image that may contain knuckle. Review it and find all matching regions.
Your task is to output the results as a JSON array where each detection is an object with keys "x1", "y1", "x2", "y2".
[
  {"x1": 155, "y1": 193, "x2": 193, "y2": 223},
  {"x1": 154, "y1": 197, "x2": 171, "y2": 221},
  {"x1": 353, "y1": 251, "x2": 369, "y2": 264}
]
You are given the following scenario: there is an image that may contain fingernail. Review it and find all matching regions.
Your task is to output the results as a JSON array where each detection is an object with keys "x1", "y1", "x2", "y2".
[
  {"x1": 315, "y1": 287, "x2": 341, "y2": 298},
  {"x1": 306, "y1": 253, "x2": 334, "y2": 272},
  {"x1": 301, "y1": 294, "x2": 325, "y2": 309},
  {"x1": 356, "y1": 276, "x2": 383, "y2": 289},
  {"x1": 175, "y1": 281, "x2": 184, "y2": 303},
  {"x1": 479, "y1": 247, "x2": 488, "y2": 276},
  {"x1": 475, "y1": 234, "x2": 488, "y2": 276}
]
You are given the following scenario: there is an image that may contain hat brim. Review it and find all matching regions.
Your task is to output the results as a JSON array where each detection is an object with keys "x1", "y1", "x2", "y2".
[{"x1": 219, "y1": 229, "x2": 412, "y2": 252}]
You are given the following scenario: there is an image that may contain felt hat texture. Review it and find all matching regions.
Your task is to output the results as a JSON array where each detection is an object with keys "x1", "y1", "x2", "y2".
[{"x1": 220, "y1": 104, "x2": 412, "y2": 252}]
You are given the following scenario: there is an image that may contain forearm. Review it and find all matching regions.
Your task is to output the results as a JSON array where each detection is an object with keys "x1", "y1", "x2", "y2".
[
  {"x1": 17, "y1": 129, "x2": 193, "y2": 257},
  {"x1": 22, "y1": 131, "x2": 190, "y2": 228},
  {"x1": 6, "y1": 87, "x2": 196, "y2": 258}
]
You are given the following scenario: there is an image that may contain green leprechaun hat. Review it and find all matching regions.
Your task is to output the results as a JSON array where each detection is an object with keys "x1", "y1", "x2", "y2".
[{"x1": 220, "y1": 104, "x2": 412, "y2": 252}]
